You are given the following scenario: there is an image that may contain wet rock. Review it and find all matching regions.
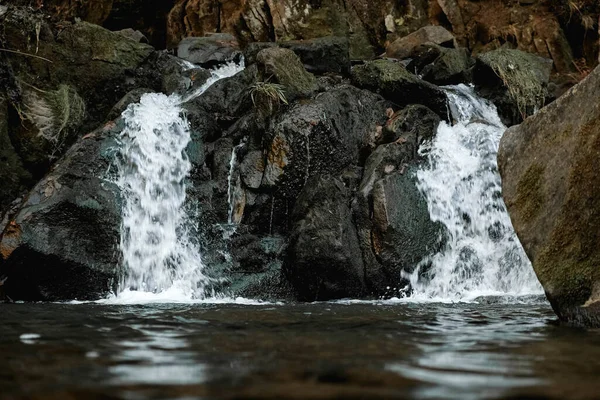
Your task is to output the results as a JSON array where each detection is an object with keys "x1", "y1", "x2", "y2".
[
  {"x1": 177, "y1": 34, "x2": 242, "y2": 68},
  {"x1": 386, "y1": 25, "x2": 456, "y2": 60},
  {"x1": 474, "y1": 48, "x2": 553, "y2": 126},
  {"x1": 498, "y1": 65, "x2": 600, "y2": 328},
  {"x1": 351, "y1": 59, "x2": 448, "y2": 119},
  {"x1": 353, "y1": 140, "x2": 444, "y2": 295},
  {"x1": 240, "y1": 150, "x2": 265, "y2": 190},
  {"x1": 240, "y1": 85, "x2": 389, "y2": 236},
  {"x1": 285, "y1": 175, "x2": 365, "y2": 300},
  {"x1": 407, "y1": 44, "x2": 473, "y2": 85},
  {"x1": 0, "y1": 121, "x2": 123, "y2": 301},
  {"x1": 381, "y1": 105, "x2": 441, "y2": 146},
  {"x1": 188, "y1": 64, "x2": 258, "y2": 125},
  {"x1": 106, "y1": 88, "x2": 153, "y2": 121},
  {"x1": 256, "y1": 47, "x2": 318, "y2": 101},
  {"x1": 279, "y1": 36, "x2": 350, "y2": 75}
]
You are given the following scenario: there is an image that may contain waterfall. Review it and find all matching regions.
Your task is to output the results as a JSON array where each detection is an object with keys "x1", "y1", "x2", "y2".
[
  {"x1": 114, "y1": 61, "x2": 244, "y2": 301},
  {"x1": 406, "y1": 84, "x2": 543, "y2": 300}
]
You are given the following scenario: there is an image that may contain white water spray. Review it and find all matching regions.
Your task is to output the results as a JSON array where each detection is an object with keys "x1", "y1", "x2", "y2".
[
  {"x1": 114, "y1": 61, "x2": 244, "y2": 301},
  {"x1": 406, "y1": 85, "x2": 543, "y2": 301}
]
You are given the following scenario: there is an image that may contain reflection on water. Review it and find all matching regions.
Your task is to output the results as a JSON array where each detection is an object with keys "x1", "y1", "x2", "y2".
[{"x1": 1, "y1": 299, "x2": 600, "y2": 399}]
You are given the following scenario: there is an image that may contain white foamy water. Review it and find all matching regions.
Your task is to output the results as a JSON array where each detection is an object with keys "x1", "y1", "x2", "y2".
[
  {"x1": 113, "y1": 61, "x2": 244, "y2": 303},
  {"x1": 405, "y1": 84, "x2": 543, "y2": 301}
]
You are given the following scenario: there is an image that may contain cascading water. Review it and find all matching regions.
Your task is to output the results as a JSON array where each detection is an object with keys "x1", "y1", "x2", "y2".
[
  {"x1": 406, "y1": 84, "x2": 543, "y2": 301},
  {"x1": 114, "y1": 61, "x2": 244, "y2": 301}
]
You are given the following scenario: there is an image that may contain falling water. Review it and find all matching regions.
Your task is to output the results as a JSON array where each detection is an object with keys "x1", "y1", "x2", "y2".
[
  {"x1": 227, "y1": 142, "x2": 245, "y2": 225},
  {"x1": 114, "y1": 61, "x2": 245, "y2": 301},
  {"x1": 406, "y1": 84, "x2": 543, "y2": 301}
]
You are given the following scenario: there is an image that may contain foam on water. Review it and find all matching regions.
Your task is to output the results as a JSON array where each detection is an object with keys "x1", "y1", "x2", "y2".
[
  {"x1": 404, "y1": 84, "x2": 543, "y2": 301},
  {"x1": 111, "y1": 61, "x2": 244, "y2": 304}
]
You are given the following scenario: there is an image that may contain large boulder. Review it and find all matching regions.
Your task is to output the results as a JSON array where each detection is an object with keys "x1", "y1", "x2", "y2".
[
  {"x1": 351, "y1": 60, "x2": 448, "y2": 119},
  {"x1": 498, "y1": 65, "x2": 600, "y2": 327},
  {"x1": 285, "y1": 175, "x2": 365, "y2": 300},
  {"x1": 0, "y1": 121, "x2": 123, "y2": 301}
]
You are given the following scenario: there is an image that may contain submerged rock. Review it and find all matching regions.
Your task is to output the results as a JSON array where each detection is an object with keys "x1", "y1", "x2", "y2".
[{"x1": 499, "y1": 65, "x2": 600, "y2": 327}]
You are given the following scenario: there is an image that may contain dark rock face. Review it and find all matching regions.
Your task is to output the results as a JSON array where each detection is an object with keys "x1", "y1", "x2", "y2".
[
  {"x1": 0, "y1": 121, "x2": 123, "y2": 301},
  {"x1": 286, "y1": 176, "x2": 365, "y2": 301},
  {"x1": 177, "y1": 34, "x2": 242, "y2": 68},
  {"x1": 279, "y1": 36, "x2": 351, "y2": 75},
  {"x1": 351, "y1": 60, "x2": 448, "y2": 119},
  {"x1": 499, "y1": 65, "x2": 600, "y2": 328}
]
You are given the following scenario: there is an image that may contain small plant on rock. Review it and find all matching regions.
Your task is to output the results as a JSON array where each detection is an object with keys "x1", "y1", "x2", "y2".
[{"x1": 248, "y1": 80, "x2": 288, "y2": 118}]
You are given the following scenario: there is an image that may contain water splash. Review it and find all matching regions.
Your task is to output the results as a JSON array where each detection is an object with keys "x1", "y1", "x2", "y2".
[
  {"x1": 406, "y1": 84, "x2": 543, "y2": 301},
  {"x1": 114, "y1": 61, "x2": 244, "y2": 302}
]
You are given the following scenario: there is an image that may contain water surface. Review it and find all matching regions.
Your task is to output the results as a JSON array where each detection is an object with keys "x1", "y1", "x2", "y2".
[{"x1": 2, "y1": 299, "x2": 599, "y2": 400}]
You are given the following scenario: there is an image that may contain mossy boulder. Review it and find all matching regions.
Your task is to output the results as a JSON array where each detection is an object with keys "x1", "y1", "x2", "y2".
[
  {"x1": 498, "y1": 64, "x2": 600, "y2": 327},
  {"x1": 351, "y1": 59, "x2": 448, "y2": 119},
  {"x1": 256, "y1": 47, "x2": 318, "y2": 101},
  {"x1": 474, "y1": 48, "x2": 553, "y2": 126},
  {"x1": 279, "y1": 36, "x2": 351, "y2": 75},
  {"x1": 407, "y1": 44, "x2": 474, "y2": 85}
]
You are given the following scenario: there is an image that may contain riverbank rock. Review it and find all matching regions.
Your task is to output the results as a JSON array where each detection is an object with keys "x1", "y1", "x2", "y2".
[
  {"x1": 498, "y1": 65, "x2": 600, "y2": 328},
  {"x1": 0, "y1": 121, "x2": 123, "y2": 301},
  {"x1": 474, "y1": 48, "x2": 553, "y2": 126}
]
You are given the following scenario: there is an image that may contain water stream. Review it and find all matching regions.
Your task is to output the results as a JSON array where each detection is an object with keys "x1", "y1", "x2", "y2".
[
  {"x1": 407, "y1": 85, "x2": 543, "y2": 301},
  {"x1": 114, "y1": 61, "x2": 244, "y2": 302}
]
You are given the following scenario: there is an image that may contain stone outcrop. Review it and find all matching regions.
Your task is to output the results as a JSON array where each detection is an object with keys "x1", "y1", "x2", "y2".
[{"x1": 499, "y1": 65, "x2": 600, "y2": 327}]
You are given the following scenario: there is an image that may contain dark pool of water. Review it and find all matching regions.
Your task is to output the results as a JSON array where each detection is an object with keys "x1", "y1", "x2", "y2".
[{"x1": 1, "y1": 298, "x2": 599, "y2": 400}]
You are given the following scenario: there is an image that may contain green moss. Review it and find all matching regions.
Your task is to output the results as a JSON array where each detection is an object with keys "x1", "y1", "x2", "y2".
[
  {"x1": 478, "y1": 48, "x2": 549, "y2": 118},
  {"x1": 514, "y1": 163, "x2": 544, "y2": 223},
  {"x1": 256, "y1": 48, "x2": 317, "y2": 100},
  {"x1": 351, "y1": 59, "x2": 416, "y2": 93}
]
